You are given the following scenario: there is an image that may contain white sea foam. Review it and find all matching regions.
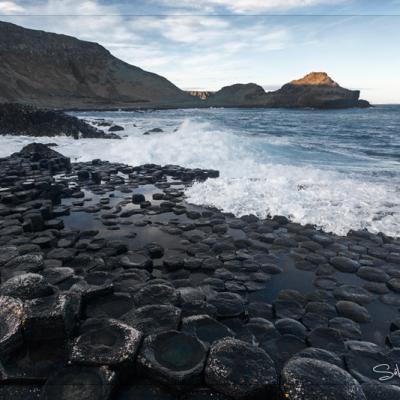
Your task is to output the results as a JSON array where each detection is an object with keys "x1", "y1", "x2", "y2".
[{"x1": 0, "y1": 114, "x2": 398, "y2": 237}]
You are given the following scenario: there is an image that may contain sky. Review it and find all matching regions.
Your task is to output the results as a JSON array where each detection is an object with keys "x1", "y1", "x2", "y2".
[{"x1": 0, "y1": 0, "x2": 399, "y2": 103}]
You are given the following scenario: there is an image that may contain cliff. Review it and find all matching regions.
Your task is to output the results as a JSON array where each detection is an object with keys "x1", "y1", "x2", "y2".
[
  {"x1": 186, "y1": 91, "x2": 214, "y2": 100},
  {"x1": 0, "y1": 21, "x2": 369, "y2": 110},
  {"x1": 0, "y1": 21, "x2": 198, "y2": 109},
  {"x1": 207, "y1": 72, "x2": 370, "y2": 109}
]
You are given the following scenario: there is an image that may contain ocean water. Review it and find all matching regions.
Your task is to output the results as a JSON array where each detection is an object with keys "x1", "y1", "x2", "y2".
[{"x1": 1, "y1": 106, "x2": 399, "y2": 237}]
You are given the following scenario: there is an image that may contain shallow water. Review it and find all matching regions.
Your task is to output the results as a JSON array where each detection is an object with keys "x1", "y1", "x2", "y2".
[{"x1": 1, "y1": 106, "x2": 399, "y2": 236}]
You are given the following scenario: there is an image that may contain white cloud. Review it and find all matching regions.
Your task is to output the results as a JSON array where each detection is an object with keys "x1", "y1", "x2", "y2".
[
  {"x1": 209, "y1": 0, "x2": 344, "y2": 12},
  {"x1": 158, "y1": 0, "x2": 346, "y2": 13},
  {"x1": 0, "y1": 1, "x2": 24, "y2": 12}
]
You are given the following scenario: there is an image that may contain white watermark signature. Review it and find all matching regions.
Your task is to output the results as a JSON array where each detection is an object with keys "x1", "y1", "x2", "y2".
[{"x1": 373, "y1": 364, "x2": 400, "y2": 381}]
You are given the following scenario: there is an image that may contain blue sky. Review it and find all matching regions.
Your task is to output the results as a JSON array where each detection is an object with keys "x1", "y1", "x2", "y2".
[{"x1": 0, "y1": 0, "x2": 399, "y2": 103}]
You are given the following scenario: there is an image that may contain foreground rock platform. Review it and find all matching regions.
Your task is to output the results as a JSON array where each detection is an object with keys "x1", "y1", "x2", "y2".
[{"x1": 0, "y1": 143, "x2": 399, "y2": 399}]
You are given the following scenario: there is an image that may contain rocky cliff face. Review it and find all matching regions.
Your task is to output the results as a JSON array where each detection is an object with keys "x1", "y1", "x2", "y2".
[
  {"x1": 0, "y1": 21, "x2": 369, "y2": 110},
  {"x1": 207, "y1": 72, "x2": 370, "y2": 109},
  {"x1": 186, "y1": 91, "x2": 214, "y2": 100},
  {"x1": 0, "y1": 21, "x2": 197, "y2": 109}
]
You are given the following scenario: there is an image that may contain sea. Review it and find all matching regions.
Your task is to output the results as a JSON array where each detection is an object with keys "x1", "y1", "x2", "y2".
[{"x1": 1, "y1": 105, "x2": 399, "y2": 237}]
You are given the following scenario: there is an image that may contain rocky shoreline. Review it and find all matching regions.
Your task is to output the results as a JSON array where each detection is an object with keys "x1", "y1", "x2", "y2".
[
  {"x1": 0, "y1": 103, "x2": 122, "y2": 139},
  {"x1": 0, "y1": 144, "x2": 400, "y2": 399}
]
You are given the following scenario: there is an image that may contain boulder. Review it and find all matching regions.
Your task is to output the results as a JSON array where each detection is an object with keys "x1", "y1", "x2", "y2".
[
  {"x1": 137, "y1": 330, "x2": 207, "y2": 387},
  {"x1": 24, "y1": 293, "x2": 80, "y2": 341},
  {"x1": 205, "y1": 338, "x2": 277, "y2": 399},
  {"x1": 0, "y1": 273, "x2": 53, "y2": 300},
  {"x1": 0, "y1": 296, "x2": 25, "y2": 357},
  {"x1": 208, "y1": 292, "x2": 245, "y2": 319},
  {"x1": 335, "y1": 301, "x2": 371, "y2": 323},
  {"x1": 181, "y1": 315, "x2": 235, "y2": 344},
  {"x1": 41, "y1": 366, "x2": 116, "y2": 400},
  {"x1": 281, "y1": 357, "x2": 366, "y2": 399},
  {"x1": 122, "y1": 304, "x2": 181, "y2": 335},
  {"x1": 70, "y1": 318, "x2": 142, "y2": 368}
]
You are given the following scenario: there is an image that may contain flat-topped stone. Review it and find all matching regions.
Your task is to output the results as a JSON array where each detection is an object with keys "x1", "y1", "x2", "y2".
[
  {"x1": 281, "y1": 357, "x2": 366, "y2": 399},
  {"x1": 137, "y1": 330, "x2": 207, "y2": 387},
  {"x1": 205, "y1": 338, "x2": 277, "y2": 399},
  {"x1": 70, "y1": 318, "x2": 142, "y2": 368},
  {"x1": 41, "y1": 365, "x2": 116, "y2": 400}
]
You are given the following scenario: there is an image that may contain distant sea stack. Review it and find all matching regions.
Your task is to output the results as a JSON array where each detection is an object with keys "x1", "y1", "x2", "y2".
[
  {"x1": 207, "y1": 72, "x2": 370, "y2": 109},
  {"x1": 0, "y1": 21, "x2": 197, "y2": 109}
]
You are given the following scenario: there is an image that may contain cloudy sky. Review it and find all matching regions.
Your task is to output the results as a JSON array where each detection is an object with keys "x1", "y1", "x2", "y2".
[{"x1": 1, "y1": 0, "x2": 399, "y2": 103}]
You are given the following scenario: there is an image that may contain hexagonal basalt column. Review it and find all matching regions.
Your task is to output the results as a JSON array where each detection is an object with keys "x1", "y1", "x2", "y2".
[
  {"x1": 281, "y1": 357, "x2": 366, "y2": 400},
  {"x1": 205, "y1": 338, "x2": 277, "y2": 399},
  {"x1": 70, "y1": 318, "x2": 142, "y2": 368},
  {"x1": 137, "y1": 330, "x2": 207, "y2": 387},
  {"x1": 24, "y1": 293, "x2": 81, "y2": 341},
  {"x1": 0, "y1": 296, "x2": 25, "y2": 358},
  {"x1": 41, "y1": 365, "x2": 116, "y2": 400}
]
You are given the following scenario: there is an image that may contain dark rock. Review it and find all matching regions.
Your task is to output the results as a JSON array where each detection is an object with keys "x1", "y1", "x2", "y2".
[
  {"x1": 387, "y1": 330, "x2": 400, "y2": 347},
  {"x1": 137, "y1": 330, "x2": 207, "y2": 387},
  {"x1": 330, "y1": 256, "x2": 360, "y2": 273},
  {"x1": 132, "y1": 194, "x2": 146, "y2": 204},
  {"x1": 145, "y1": 242, "x2": 164, "y2": 259},
  {"x1": 356, "y1": 267, "x2": 390, "y2": 283},
  {"x1": 70, "y1": 318, "x2": 142, "y2": 367},
  {"x1": 0, "y1": 296, "x2": 25, "y2": 357},
  {"x1": 247, "y1": 302, "x2": 274, "y2": 320},
  {"x1": 180, "y1": 387, "x2": 231, "y2": 400},
  {"x1": 85, "y1": 292, "x2": 133, "y2": 319},
  {"x1": 380, "y1": 293, "x2": 400, "y2": 306},
  {"x1": 362, "y1": 382, "x2": 400, "y2": 400},
  {"x1": 180, "y1": 300, "x2": 218, "y2": 318},
  {"x1": 134, "y1": 283, "x2": 180, "y2": 306},
  {"x1": 41, "y1": 366, "x2": 116, "y2": 400},
  {"x1": 2, "y1": 253, "x2": 44, "y2": 281},
  {"x1": 333, "y1": 284, "x2": 373, "y2": 305},
  {"x1": 329, "y1": 317, "x2": 362, "y2": 340},
  {"x1": 275, "y1": 318, "x2": 307, "y2": 339},
  {"x1": 0, "y1": 104, "x2": 120, "y2": 139},
  {"x1": 182, "y1": 315, "x2": 235, "y2": 344},
  {"x1": 122, "y1": 304, "x2": 181, "y2": 335},
  {"x1": 109, "y1": 125, "x2": 124, "y2": 132},
  {"x1": 208, "y1": 292, "x2": 245, "y2": 319},
  {"x1": 205, "y1": 338, "x2": 277, "y2": 399},
  {"x1": 115, "y1": 381, "x2": 175, "y2": 400},
  {"x1": 24, "y1": 293, "x2": 80, "y2": 341},
  {"x1": 260, "y1": 334, "x2": 307, "y2": 372},
  {"x1": 294, "y1": 347, "x2": 344, "y2": 368},
  {"x1": 0, "y1": 273, "x2": 53, "y2": 300},
  {"x1": 164, "y1": 256, "x2": 185, "y2": 271},
  {"x1": 120, "y1": 253, "x2": 153, "y2": 271},
  {"x1": 345, "y1": 348, "x2": 400, "y2": 385},
  {"x1": 281, "y1": 357, "x2": 366, "y2": 399},
  {"x1": 363, "y1": 281, "x2": 389, "y2": 294},
  {"x1": 307, "y1": 327, "x2": 345, "y2": 353},
  {"x1": 0, "y1": 384, "x2": 42, "y2": 400},
  {"x1": 336, "y1": 301, "x2": 371, "y2": 323},
  {"x1": 143, "y1": 128, "x2": 164, "y2": 135},
  {"x1": 274, "y1": 299, "x2": 305, "y2": 320},
  {"x1": 387, "y1": 278, "x2": 400, "y2": 293}
]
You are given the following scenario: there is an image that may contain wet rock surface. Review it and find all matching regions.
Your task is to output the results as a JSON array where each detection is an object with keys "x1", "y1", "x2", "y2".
[
  {"x1": 0, "y1": 143, "x2": 399, "y2": 398},
  {"x1": 205, "y1": 338, "x2": 277, "y2": 399},
  {"x1": 282, "y1": 357, "x2": 366, "y2": 399},
  {"x1": 0, "y1": 104, "x2": 121, "y2": 139}
]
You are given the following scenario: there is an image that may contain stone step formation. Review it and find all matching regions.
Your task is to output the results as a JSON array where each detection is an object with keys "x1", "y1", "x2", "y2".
[{"x1": 0, "y1": 143, "x2": 400, "y2": 400}]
